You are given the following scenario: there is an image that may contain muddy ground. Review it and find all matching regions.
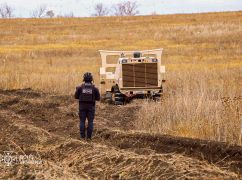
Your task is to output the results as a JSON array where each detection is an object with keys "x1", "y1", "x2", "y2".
[{"x1": 0, "y1": 89, "x2": 241, "y2": 179}]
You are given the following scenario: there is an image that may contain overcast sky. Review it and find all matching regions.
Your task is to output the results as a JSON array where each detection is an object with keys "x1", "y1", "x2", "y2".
[{"x1": 0, "y1": 0, "x2": 242, "y2": 17}]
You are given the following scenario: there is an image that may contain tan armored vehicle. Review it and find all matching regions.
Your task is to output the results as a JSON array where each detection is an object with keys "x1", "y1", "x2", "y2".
[{"x1": 99, "y1": 49, "x2": 165, "y2": 104}]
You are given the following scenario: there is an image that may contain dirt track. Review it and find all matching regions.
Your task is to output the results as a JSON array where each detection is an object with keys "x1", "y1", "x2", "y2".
[{"x1": 0, "y1": 89, "x2": 241, "y2": 179}]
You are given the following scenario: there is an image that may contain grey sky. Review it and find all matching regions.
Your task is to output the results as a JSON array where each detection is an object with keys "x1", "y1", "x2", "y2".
[{"x1": 0, "y1": 0, "x2": 242, "y2": 17}]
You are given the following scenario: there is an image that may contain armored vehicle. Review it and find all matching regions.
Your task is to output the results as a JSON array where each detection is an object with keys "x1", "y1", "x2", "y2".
[{"x1": 99, "y1": 49, "x2": 165, "y2": 104}]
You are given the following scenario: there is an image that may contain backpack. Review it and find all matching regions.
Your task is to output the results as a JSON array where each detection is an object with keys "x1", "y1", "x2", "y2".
[{"x1": 79, "y1": 83, "x2": 95, "y2": 102}]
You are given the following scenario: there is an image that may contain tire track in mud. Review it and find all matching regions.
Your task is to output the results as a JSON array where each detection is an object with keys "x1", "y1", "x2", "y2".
[{"x1": 0, "y1": 89, "x2": 241, "y2": 179}]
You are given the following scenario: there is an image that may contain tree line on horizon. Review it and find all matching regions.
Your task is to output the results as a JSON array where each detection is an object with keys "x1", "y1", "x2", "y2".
[{"x1": 0, "y1": 1, "x2": 143, "y2": 19}]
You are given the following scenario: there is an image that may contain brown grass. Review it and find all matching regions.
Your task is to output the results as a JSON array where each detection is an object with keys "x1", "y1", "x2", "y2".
[
  {"x1": 135, "y1": 66, "x2": 241, "y2": 144},
  {"x1": 0, "y1": 11, "x2": 241, "y2": 144}
]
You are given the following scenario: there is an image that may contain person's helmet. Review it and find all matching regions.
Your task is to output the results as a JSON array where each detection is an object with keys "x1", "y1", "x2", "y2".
[{"x1": 83, "y1": 72, "x2": 93, "y2": 82}]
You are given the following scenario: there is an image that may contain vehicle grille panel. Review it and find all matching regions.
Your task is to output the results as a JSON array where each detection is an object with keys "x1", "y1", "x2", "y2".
[{"x1": 122, "y1": 63, "x2": 158, "y2": 87}]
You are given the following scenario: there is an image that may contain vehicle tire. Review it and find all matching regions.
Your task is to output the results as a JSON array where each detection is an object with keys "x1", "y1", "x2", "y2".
[
  {"x1": 114, "y1": 92, "x2": 123, "y2": 97},
  {"x1": 104, "y1": 92, "x2": 113, "y2": 104},
  {"x1": 111, "y1": 84, "x2": 125, "y2": 105},
  {"x1": 152, "y1": 93, "x2": 161, "y2": 102},
  {"x1": 115, "y1": 96, "x2": 124, "y2": 101},
  {"x1": 114, "y1": 93, "x2": 124, "y2": 105}
]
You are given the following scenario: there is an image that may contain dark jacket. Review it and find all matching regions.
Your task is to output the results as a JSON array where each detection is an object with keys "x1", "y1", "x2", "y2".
[{"x1": 75, "y1": 83, "x2": 100, "y2": 110}]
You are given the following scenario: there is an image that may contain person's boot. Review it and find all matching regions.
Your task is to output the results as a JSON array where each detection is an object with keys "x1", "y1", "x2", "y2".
[
  {"x1": 80, "y1": 134, "x2": 85, "y2": 141},
  {"x1": 86, "y1": 137, "x2": 92, "y2": 142}
]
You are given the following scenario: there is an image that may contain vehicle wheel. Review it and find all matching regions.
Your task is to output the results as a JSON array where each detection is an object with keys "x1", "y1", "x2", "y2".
[
  {"x1": 152, "y1": 93, "x2": 161, "y2": 102},
  {"x1": 115, "y1": 94, "x2": 124, "y2": 105},
  {"x1": 103, "y1": 92, "x2": 113, "y2": 104},
  {"x1": 115, "y1": 96, "x2": 124, "y2": 101},
  {"x1": 111, "y1": 84, "x2": 125, "y2": 105},
  {"x1": 114, "y1": 93, "x2": 124, "y2": 105}
]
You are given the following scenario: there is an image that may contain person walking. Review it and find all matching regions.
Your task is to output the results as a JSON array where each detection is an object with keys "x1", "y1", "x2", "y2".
[{"x1": 75, "y1": 72, "x2": 100, "y2": 140}]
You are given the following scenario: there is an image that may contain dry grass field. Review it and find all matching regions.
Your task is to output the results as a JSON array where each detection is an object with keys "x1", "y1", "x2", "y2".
[
  {"x1": 0, "y1": 11, "x2": 242, "y2": 178},
  {"x1": 0, "y1": 11, "x2": 241, "y2": 144}
]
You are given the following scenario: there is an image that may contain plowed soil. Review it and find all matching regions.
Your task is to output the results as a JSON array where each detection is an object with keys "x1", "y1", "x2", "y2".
[{"x1": 0, "y1": 89, "x2": 241, "y2": 179}]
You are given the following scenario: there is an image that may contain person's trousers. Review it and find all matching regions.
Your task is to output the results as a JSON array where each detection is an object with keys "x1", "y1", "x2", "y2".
[{"x1": 79, "y1": 107, "x2": 95, "y2": 139}]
